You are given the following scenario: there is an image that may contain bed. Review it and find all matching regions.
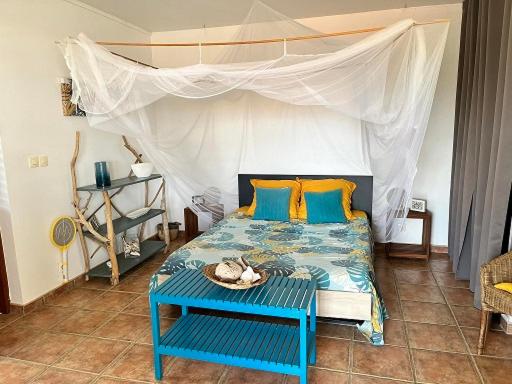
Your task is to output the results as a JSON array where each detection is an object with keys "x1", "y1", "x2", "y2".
[{"x1": 150, "y1": 174, "x2": 387, "y2": 345}]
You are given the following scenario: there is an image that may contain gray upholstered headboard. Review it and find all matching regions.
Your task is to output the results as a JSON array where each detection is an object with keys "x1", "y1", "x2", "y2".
[{"x1": 237, "y1": 174, "x2": 373, "y2": 217}]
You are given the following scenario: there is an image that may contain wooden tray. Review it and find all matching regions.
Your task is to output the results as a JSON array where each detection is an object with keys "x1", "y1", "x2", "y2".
[{"x1": 203, "y1": 264, "x2": 269, "y2": 290}]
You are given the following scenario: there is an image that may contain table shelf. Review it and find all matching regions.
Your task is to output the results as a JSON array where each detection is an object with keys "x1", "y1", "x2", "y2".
[
  {"x1": 77, "y1": 174, "x2": 162, "y2": 192},
  {"x1": 84, "y1": 209, "x2": 164, "y2": 238},
  {"x1": 158, "y1": 313, "x2": 314, "y2": 374},
  {"x1": 88, "y1": 240, "x2": 166, "y2": 278}
]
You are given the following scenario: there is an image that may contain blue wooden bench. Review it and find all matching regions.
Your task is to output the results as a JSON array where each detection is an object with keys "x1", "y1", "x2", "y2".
[{"x1": 150, "y1": 268, "x2": 317, "y2": 383}]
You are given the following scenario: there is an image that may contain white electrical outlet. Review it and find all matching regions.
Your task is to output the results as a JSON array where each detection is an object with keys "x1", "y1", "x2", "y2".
[
  {"x1": 28, "y1": 156, "x2": 39, "y2": 168},
  {"x1": 39, "y1": 155, "x2": 48, "y2": 167}
]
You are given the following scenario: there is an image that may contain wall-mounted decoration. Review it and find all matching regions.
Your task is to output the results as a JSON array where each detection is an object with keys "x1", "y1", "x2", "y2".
[
  {"x1": 411, "y1": 198, "x2": 427, "y2": 213},
  {"x1": 59, "y1": 78, "x2": 86, "y2": 117}
]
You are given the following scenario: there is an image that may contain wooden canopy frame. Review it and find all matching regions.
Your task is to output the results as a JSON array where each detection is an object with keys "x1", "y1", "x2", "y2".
[{"x1": 96, "y1": 19, "x2": 449, "y2": 47}]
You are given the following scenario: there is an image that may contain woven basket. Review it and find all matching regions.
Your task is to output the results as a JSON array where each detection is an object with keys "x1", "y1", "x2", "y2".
[{"x1": 203, "y1": 263, "x2": 269, "y2": 290}]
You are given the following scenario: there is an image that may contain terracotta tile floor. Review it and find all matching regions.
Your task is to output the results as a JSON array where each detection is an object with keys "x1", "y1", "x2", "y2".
[{"x1": 1, "y1": 248, "x2": 511, "y2": 384}]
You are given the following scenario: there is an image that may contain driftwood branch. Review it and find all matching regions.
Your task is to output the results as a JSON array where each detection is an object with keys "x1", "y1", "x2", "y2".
[
  {"x1": 89, "y1": 244, "x2": 103, "y2": 259},
  {"x1": 161, "y1": 179, "x2": 171, "y2": 251},
  {"x1": 73, "y1": 204, "x2": 109, "y2": 243},
  {"x1": 80, "y1": 192, "x2": 93, "y2": 211},
  {"x1": 110, "y1": 200, "x2": 125, "y2": 217},
  {"x1": 102, "y1": 191, "x2": 120, "y2": 285},
  {"x1": 70, "y1": 131, "x2": 91, "y2": 276},
  {"x1": 148, "y1": 181, "x2": 164, "y2": 207},
  {"x1": 122, "y1": 135, "x2": 143, "y2": 163}
]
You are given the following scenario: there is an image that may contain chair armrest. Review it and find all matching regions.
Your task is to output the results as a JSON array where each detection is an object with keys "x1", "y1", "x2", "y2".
[{"x1": 480, "y1": 251, "x2": 512, "y2": 286}]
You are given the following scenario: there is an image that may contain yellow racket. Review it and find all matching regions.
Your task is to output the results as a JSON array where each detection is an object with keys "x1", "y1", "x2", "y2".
[{"x1": 50, "y1": 216, "x2": 76, "y2": 282}]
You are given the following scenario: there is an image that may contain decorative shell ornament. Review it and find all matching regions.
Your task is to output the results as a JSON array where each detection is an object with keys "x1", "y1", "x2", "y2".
[
  {"x1": 214, "y1": 260, "x2": 243, "y2": 283},
  {"x1": 240, "y1": 266, "x2": 261, "y2": 284},
  {"x1": 204, "y1": 257, "x2": 269, "y2": 289}
]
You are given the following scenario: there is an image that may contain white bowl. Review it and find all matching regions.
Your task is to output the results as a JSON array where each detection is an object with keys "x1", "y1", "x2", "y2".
[{"x1": 131, "y1": 162, "x2": 154, "y2": 178}]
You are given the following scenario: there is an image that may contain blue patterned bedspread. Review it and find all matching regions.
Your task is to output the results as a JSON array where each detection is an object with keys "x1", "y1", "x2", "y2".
[{"x1": 150, "y1": 213, "x2": 387, "y2": 345}]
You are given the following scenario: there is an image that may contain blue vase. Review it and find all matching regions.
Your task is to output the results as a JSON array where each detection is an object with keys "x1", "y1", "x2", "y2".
[{"x1": 95, "y1": 161, "x2": 111, "y2": 188}]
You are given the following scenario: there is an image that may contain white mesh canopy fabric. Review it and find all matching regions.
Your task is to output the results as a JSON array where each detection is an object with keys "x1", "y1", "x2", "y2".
[{"x1": 62, "y1": 2, "x2": 448, "y2": 242}]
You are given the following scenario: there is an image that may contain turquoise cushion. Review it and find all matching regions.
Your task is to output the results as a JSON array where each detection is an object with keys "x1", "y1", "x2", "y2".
[
  {"x1": 253, "y1": 187, "x2": 291, "y2": 222},
  {"x1": 305, "y1": 189, "x2": 347, "y2": 224}
]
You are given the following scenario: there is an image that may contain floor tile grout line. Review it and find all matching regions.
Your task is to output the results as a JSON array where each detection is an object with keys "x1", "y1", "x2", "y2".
[
  {"x1": 2, "y1": 313, "x2": 177, "y2": 346},
  {"x1": 92, "y1": 338, "x2": 138, "y2": 381},
  {"x1": 4, "y1": 251, "x2": 499, "y2": 383},
  {"x1": 95, "y1": 373, "x2": 153, "y2": 384},
  {"x1": 84, "y1": 289, "x2": 143, "y2": 311},
  {"x1": 2, "y1": 357, "x2": 53, "y2": 384},
  {"x1": 18, "y1": 327, "x2": 101, "y2": 383},
  {"x1": 391, "y1": 262, "x2": 418, "y2": 384},
  {"x1": 28, "y1": 365, "x2": 101, "y2": 383},
  {"x1": 21, "y1": 330, "x2": 130, "y2": 380},
  {"x1": 216, "y1": 366, "x2": 230, "y2": 384},
  {"x1": 39, "y1": 302, "x2": 175, "y2": 319},
  {"x1": 348, "y1": 331, "x2": 354, "y2": 384},
  {"x1": 90, "y1": 311, "x2": 151, "y2": 339},
  {"x1": 433, "y1": 264, "x2": 486, "y2": 384},
  {"x1": 351, "y1": 372, "x2": 414, "y2": 383},
  {"x1": 39, "y1": 328, "x2": 98, "y2": 371},
  {"x1": 26, "y1": 367, "x2": 55, "y2": 383}
]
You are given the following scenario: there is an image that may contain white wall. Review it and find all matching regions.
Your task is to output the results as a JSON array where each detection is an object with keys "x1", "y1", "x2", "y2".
[
  {"x1": 152, "y1": 4, "x2": 461, "y2": 247},
  {"x1": 0, "y1": 0, "x2": 152, "y2": 305},
  {"x1": 0, "y1": 1, "x2": 461, "y2": 305}
]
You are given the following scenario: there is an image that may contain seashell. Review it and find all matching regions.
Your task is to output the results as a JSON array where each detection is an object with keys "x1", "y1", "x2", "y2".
[
  {"x1": 252, "y1": 272, "x2": 261, "y2": 283},
  {"x1": 240, "y1": 266, "x2": 262, "y2": 283},
  {"x1": 240, "y1": 266, "x2": 254, "y2": 283},
  {"x1": 236, "y1": 256, "x2": 249, "y2": 271},
  {"x1": 215, "y1": 260, "x2": 243, "y2": 282}
]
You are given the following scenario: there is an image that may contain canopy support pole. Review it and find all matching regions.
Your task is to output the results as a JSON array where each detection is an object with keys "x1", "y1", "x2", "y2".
[{"x1": 95, "y1": 19, "x2": 449, "y2": 48}]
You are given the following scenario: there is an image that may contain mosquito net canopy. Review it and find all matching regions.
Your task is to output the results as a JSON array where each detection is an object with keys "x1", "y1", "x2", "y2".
[{"x1": 62, "y1": 2, "x2": 449, "y2": 242}]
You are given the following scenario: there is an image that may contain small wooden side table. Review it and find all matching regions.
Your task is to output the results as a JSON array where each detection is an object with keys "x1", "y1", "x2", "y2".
[
  {"x1": 385, "y1": 209, "x2": 432, "y2": 260},
  {"x1": 184, "y1": 207, "x2": 202, "y2": 242}
]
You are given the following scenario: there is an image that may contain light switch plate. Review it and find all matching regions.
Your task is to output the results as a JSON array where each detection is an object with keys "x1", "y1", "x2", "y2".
[
  {"x1": 39, "y1": 155, "x2": 48, "y2": 167},
  {"x1": 28, "y1": 156, "x2": 39, "y2": 168}
]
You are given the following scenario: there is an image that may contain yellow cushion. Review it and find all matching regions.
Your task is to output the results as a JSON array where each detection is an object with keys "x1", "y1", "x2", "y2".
[
  {"x1": 236, "y1": 206, "x2": 250, "y2": 214},
  {"x1": 298, "y1": 178, "x2": 356, "y2": 220},
  {"x1": 495, "y1": 282, "x2": 512, "y2": 294},
  {"x1": 352, "y1": 210, "x2": 367, "y2": 219},
  {"x1": 246, "y1": 179, "x2": 301, "y2": 219}
]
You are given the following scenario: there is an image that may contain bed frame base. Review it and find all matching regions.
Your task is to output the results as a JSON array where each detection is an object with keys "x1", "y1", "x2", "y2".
[{"x1": 315, "y1": 290, "x2": 372, "y2": 321}]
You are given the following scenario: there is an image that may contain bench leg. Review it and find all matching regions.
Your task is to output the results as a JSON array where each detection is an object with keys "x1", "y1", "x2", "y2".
[
  {"x1": 300, "y1": 311, "x2": 308, "y2": 384},
  {"x1": 309, "y1": 292, "x2": 317, "y2": 365},
  {"x1": 182, "y1": 305, "x2": 188, "y2": 316},
  {"x1": 150, "y1": 297, "x2": 163, "y2": 380}
]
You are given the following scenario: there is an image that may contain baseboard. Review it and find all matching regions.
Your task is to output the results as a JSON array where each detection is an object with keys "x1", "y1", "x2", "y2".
[
  {"x1": 9, "y1": 233, "x2": 184, "y2": 314},
  {"x1": 375, "y1": 242, "x2": 448, "y2": 255},
  {"x1": 10, "y1": 273, "x2": 86, "y2": 314},
  {"x1": 431, "y1": 245, "x2": 449, "y2": 254}
]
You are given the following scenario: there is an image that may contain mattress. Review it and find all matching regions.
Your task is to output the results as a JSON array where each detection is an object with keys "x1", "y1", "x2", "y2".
[{"x1": 150, "y1": 211, "x2": 387, "y2": 345}]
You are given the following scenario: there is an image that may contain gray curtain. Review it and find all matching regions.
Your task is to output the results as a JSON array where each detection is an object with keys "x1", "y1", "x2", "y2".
[{"x1": 449, "y1": 0, "x2": 512, "y2": 306}]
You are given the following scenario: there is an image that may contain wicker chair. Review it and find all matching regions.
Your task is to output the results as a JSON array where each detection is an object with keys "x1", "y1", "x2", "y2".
[{"x1": 478, "y1": 251, "x2": 512, "y2": 354}]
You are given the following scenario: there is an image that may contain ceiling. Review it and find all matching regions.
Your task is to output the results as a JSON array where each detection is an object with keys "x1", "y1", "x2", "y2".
[{"x1": 78, "y1": 0, "x2": 462, "y2": 32}]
